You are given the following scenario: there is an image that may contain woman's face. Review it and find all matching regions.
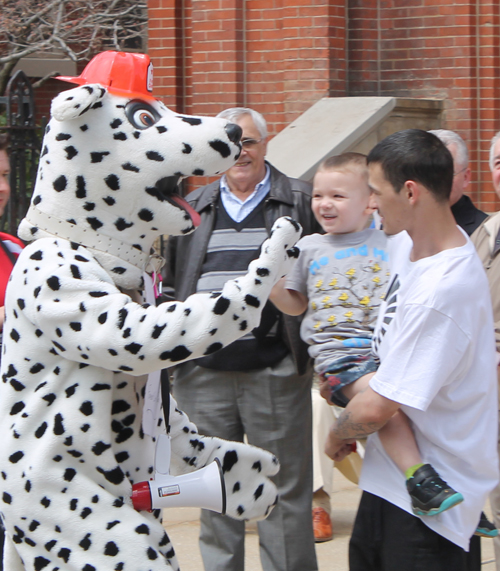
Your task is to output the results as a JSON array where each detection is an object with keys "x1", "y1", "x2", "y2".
[{"x1": 0, "y1": 150, "x2": 11, "y2": 217}]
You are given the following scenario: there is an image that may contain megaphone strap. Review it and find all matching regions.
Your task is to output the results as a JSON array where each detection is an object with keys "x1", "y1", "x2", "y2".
[{"x1": 161, "y1": 370, "x2": 171, "y2": 434}]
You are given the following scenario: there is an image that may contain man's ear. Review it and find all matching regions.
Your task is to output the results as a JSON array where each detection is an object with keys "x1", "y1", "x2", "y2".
[
  {"x1": 404, "y1": 180, "x2": 420, "y2": 205},
  {"x1": 463, "y1": 167, "x2": 472, "y2": 190},
  {"x1": 366, "y1": 192, "x2": 377, "y2": 213}
]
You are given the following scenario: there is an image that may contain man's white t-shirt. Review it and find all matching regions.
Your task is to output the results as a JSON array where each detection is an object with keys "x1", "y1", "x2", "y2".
[{"x1": 360, "y1": 230, "x2": 499, "y2": 550}]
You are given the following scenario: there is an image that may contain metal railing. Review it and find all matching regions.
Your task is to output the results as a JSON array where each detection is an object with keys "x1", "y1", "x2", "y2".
[{"x1": 0, "y1": 70, "x2": 41, "y2": 236}]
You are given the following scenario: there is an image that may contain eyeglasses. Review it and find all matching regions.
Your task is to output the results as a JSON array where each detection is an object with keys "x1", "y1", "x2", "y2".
[
  {"x1": 453, "y1": 166, "x2": 467, "y2": 177},
  {"x1": 241, "y1": 138, "x2": 264, "y2": 149}
]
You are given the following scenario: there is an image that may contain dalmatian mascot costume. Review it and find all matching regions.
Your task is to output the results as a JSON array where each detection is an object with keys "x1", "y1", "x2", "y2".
[{"x1": 0, "y1": 52, "x2": 302, "y2": 571}]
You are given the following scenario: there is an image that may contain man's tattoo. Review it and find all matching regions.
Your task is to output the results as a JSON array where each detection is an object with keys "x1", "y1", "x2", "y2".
[{"x1": 333, "y1": 409, "x2": 385, "y2": 439}]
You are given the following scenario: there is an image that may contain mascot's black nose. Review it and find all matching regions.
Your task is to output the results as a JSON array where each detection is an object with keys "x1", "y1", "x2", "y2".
[{"x1": 225, "y1": 123, "x2": 242, "y2": 145}]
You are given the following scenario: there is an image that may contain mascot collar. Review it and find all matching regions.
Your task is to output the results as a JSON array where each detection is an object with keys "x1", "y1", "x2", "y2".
[{"x1": 24, "y1": 206, "x2": 165, "y2": 276}]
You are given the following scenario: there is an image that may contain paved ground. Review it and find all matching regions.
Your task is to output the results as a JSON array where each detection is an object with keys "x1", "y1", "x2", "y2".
[{"x1": 163, "y1": 470, "x2": 497, "y2": 570}]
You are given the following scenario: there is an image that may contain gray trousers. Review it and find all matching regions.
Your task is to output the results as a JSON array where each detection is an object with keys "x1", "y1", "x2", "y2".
[{"x1": 172, "y1": 354, "x2": 318, "y2": 571}]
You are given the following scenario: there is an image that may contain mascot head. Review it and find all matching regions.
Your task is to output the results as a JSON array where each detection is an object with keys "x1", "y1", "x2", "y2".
[{"x1": 19, "y1": 51, "x2": 242, "y2": 288}]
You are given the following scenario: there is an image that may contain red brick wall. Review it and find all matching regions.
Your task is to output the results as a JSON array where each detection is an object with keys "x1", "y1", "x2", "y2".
[
  {"x1": 348, "y1": 0, "x2": 500, "y2": 211},
  {"x1": 474, "y1": 0, "x2": 500, "y2": 210},
  {"x1": 347, "y1": 0, "x2": 379, "y2": 96},
  {"x1": 147, "y1": 1, "x2": 185, "y2": 110},
  {"x1": 149, "y1": 0, "x2": 343, "y2": 134},
  {"x1": 148, "y1": 0, "x2": 346, "y2": 191},
  {"x1": 147, "y1": 0, "x2": 500, "y2": 208}
]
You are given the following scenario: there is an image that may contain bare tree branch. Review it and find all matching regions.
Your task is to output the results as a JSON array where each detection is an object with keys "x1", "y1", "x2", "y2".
[
  {"x1": 31, "y1": 71, "x2": 60, "y2": 90},
  {"x1": 0, "y1": 0, "x2": 148, "y2": 95}
]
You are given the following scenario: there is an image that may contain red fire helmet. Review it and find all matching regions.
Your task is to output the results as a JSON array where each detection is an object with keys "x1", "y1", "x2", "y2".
[{"x1": 57, "y1": 51, "x2": 156, "y2": 101}]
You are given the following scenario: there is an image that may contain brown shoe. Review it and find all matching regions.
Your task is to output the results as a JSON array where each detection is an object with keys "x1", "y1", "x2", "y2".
[{"x1": 312, "y1": 507, "x2": 333, "y2": 542}]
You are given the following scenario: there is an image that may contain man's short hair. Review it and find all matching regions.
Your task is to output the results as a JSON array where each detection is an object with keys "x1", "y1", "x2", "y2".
[
  {"x1": 490, "y1": 131, "x2": 500, "y2": 171},
  {"x1": 217, "y1": 107, "x2": 268, "y2": 139},
  {"x1": 428, "y1": 129, "x2": 469, "y2": 168},
  {"x1": 0, "y1": 133, "x2": 9, "y2": 153},
  {"x1": 367, "y1": 129, "x2": 454, "y2": 202}
]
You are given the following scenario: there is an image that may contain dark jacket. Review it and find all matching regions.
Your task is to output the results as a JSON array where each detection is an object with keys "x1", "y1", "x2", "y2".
[
  {"x1": 451, "y1": 194, "x2": 488, "y2": 236},
  {"x1": 163, "y1": 162, "x2": 321, "y2": 375}
]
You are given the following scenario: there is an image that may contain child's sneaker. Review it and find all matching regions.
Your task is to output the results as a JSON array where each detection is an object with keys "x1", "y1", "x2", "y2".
[
  {"x1": 406, "y1": 463, "x2": 464, "y2": 516},
  {"x1": 474, "y1": 512, "x2": 498, "y2": 538}
]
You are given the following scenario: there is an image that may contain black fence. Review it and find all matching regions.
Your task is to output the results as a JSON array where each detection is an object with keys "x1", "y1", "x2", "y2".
[{"x1": 0, "y1": 70, "x2": 41, "y2": 236}]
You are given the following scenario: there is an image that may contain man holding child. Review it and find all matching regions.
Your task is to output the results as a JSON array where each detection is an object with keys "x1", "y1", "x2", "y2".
[
  {"x1": 321, "y1": 130, "x2": 498, "y2": 570},
  {"x1": 272, "y1": 144, "x2": 472, "y2": 552}
]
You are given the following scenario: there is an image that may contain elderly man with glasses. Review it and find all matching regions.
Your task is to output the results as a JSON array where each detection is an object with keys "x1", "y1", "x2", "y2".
[
  {"x1": 163, "y1": 107, "x2": 321, "y2": 571},
  {"x1": 429, "y1": 129, "x2": 487, "y2": 235}
]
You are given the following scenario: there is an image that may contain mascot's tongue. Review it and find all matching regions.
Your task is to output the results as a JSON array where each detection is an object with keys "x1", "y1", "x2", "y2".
[{"x1": 171, "y1": 194, "x2": 201, "y2": 227}]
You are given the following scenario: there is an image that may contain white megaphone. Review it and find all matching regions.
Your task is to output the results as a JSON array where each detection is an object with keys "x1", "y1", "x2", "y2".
[{"x1": 132, "y1": 433, "x2": 227, "y2": 514}]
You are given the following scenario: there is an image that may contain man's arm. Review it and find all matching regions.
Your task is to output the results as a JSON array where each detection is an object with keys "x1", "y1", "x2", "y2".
[
  {"x1": 269, "y1": 277, "x2": 308, "y2": 316},
  {"x1": 325, "y1": 383, "x2": 401, "y2": 461}
]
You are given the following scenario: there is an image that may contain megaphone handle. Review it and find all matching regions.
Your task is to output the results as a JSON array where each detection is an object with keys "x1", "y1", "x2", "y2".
[{"x1": 214, "y1": 457, "x2": 227, "y2": 515}]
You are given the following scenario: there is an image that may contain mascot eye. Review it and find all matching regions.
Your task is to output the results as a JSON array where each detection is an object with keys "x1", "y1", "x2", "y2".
[
  {"x1": 125, "y1": 101, "x2": 160, "y2": 130},
  {"x1": 134, "y1": 110, "x2": 156, "y2": 128}
]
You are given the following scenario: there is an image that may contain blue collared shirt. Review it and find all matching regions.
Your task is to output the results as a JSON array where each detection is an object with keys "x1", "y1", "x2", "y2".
[{"x1": 220, "y1": 165, "x2": 271, "y2": 223}]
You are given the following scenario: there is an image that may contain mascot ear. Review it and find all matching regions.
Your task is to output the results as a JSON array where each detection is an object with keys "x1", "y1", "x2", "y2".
[{"x1": 51, "y1": 84, "x2": 107, "y2": 122}]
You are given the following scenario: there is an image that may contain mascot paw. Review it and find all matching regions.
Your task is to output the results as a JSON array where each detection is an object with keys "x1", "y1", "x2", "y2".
[
  {"x1": 259, "y1": 216, "x2": 302, "y2": 280},
  {"x1": 207, "y1": 439, "x2": 280, "y2": 521}
]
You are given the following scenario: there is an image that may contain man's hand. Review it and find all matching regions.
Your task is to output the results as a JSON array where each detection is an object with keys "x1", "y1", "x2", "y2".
[
  {"x1": 324, "y1": 384, "x2": 401, "y2": 461},
  {"x1": 319, "y1": 375, "x2": 333, "y2": 404},
  {"x1": 325, "y1": 430, "x2": 355, "y2": 461}
]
